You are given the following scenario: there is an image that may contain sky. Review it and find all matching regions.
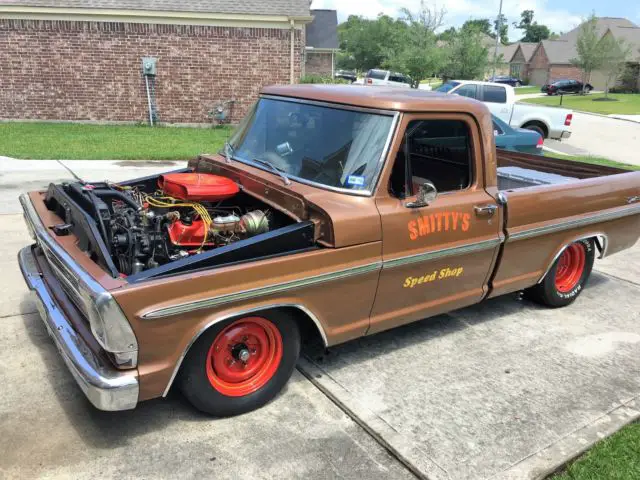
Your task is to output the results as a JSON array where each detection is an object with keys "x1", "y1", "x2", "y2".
[{"x1": 310, "y1": 0, "x2": 640, "y2": 42}]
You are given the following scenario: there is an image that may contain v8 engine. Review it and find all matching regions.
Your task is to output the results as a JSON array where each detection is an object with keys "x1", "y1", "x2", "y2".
[{"x1": 45, "y1": 173, "x2": 281, "y2": 276}]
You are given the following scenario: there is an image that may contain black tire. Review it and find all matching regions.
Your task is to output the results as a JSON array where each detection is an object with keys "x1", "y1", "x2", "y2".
[
  {"x1": 179, "y1": 311, "x2": 301, "y2": 416},
  {"x1": 525, "y1": 239, "x2": 595, "y2": 308},
  {"x1": 523, "y1": 123, "x2": 546, "y2": 139}
]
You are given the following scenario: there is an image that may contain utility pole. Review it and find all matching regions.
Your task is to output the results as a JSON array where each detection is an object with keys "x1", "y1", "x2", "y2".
[{"x1": 491, "y1": 0, "x2": 504, "y2": 80}]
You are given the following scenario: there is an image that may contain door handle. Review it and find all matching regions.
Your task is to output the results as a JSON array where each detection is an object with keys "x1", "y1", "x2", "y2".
[{"x1": 474, "y1": 204, "x2": 498, "y2": 217}]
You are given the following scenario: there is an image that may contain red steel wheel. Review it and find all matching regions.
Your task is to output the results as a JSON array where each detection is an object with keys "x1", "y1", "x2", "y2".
[
  {"x1": 205, "y1": 317, "x2": 283, "y2": 397},
  {"x1": 554, "y1": 243, "x2": 587, "y2": 293}
]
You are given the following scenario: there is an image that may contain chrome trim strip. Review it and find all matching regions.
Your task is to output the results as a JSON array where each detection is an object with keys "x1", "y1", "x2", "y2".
[
  {"x1": 162, "y1": 303, "x2": 327, "y2": 397},
  {"x1": 537, "y1": 233, "x2": 608, "y2": 284},
  {"x1": 382, "y1": 238, "x2": 502, "y2": 270},
  {"x1": 509, "y1": 204, "x2": 640, "y2": 242},
  {"x1": 143, "y1": 261, "x2": 382, "y2": 320},
  {"x1": 19, "y1": 246, "x2": 139, "y2": 411},
  {"x1": 230, "y1": 96, "x2": 401, "y2": 197}
]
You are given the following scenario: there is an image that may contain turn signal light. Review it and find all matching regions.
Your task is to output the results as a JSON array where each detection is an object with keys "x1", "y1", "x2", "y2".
[
  {"x1": 564, "y1": 113, "x2": 573, "y2": 126},
  {"x1": 537, "y1": 136, "x2": 544, "y2": 148}
]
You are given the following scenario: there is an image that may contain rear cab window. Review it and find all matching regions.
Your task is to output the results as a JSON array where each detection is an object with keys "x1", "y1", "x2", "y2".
[
  {"x1": 366, "y1": 70, "x2": 388, "y2": 80},
  {"x1": 482, "y1": 85, "x2": 507, "y2": 103}
]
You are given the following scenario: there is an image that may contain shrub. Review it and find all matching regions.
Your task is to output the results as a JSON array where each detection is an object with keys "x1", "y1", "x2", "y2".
[{"x1": 299, "y1": 75, "x2": 350, "y2": 85}]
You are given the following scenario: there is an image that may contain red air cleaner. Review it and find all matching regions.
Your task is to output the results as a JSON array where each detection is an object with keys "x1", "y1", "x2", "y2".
[{"x1": 158, "y1": 173, "x2": 239, "y2": 202}]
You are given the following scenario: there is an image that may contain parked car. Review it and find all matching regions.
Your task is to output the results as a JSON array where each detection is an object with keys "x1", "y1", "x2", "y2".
[
  {"x1": 493, "y1": 115, "x2": 543, "y2": 154},
  {"x1": 335, "y1": 70, "x2": 357, "y2": 83},
  {"x1": 437, "y1": 80, "x2": 573, "y2": 140},
  {"x1": 488, "y1": 76, "x2": 523, "y2": 87},
  {"x1": 19, "y1": 85, "x2": 640, "y2": 417},
  {"x1": 365, "y1": 69, "x2": 414, "y2": 88},
  {"x1": 542, "y1": 79, "x2": 593, "y2": 95}
]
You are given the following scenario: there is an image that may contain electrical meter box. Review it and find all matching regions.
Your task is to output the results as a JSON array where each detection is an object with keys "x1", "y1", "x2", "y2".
[{"x1": 141, "y1": 57, "x2": 157, "y2": 76}]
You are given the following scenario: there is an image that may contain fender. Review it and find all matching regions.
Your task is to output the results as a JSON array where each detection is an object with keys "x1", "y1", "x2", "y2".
[
  {"x1": 161, "y1": 303, "x2": 327, "y2": 397},
  {"x1": 537, "y1": 232, "x2": 607, "y2": 284}
]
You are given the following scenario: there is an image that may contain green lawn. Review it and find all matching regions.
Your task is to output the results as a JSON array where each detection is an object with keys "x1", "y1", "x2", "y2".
[
  {"x1": 552, "y1": 422, "x2": 640, "y2": 479},
  {"x1": 515, "y1": 86, "x2": 541, "y2": 95},
  {"x1": 0, "y1": 122, "x2": 231, "y2": 160},
  {"x1": 546, "y1": 152, "x2": 640, "y2": 171},
  {"x1": 523, "y1": 93, "x2": 640, "y2": 115}
]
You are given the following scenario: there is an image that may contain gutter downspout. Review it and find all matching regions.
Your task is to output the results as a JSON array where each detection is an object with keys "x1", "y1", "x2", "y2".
[{"x1": 290, "y1": 18, "x2": 295, "y2": 84}]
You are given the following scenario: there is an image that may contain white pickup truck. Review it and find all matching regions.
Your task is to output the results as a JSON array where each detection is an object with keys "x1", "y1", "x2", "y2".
[{"x1": 437, "y1": 80, "x2": 572, "y2": 140}]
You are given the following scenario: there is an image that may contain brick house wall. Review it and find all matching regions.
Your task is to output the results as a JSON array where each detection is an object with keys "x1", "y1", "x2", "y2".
[
  {"x1": 305, "y1": 51, "x2": 333, "y2": 77},
  {"x1": 0, "y1": 19, "x2": 304, "y2": 124},
  {"x1": 548, "y1": 65, "x2": 583, "y2": 84}
]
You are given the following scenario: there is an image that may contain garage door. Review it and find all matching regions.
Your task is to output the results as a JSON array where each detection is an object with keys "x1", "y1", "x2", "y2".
[{"x1": 529, "y1": 69, "x2": 548, "y2": 86}]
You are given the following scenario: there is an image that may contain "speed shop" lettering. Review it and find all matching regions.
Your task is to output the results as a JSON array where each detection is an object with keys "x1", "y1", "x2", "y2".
[{"x1": 408, "y1": 211, "x2": 471, "y2": 241}]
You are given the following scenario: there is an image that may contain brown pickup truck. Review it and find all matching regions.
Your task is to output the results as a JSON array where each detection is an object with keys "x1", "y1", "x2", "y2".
[{"x1": 18, "y1": 85, "x2": 640, "y2": 416}]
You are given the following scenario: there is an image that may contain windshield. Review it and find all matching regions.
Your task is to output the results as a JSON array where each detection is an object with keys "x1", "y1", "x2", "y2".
[
  {"x1": 436, "y1": 81, "x2": 460, "y2": 93},
  {"x1": 227, "y1": 98, "x2": 395, "y2": 193}
]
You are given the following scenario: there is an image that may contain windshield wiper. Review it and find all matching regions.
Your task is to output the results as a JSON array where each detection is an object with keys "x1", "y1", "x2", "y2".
[
  {"x1": 253, "y1": 158, "x2": 291, "y2": 186},
  {"x1": 223, "y1": 141, "x2": 235, "y2": 164}
]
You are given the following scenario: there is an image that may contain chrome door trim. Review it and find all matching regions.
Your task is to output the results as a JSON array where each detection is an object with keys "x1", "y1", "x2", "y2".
[
  {"x1": 509, "y1": 204, "x2": 640, "y2": 242},
  {"x1": 142, "y1": 261, "x2": 383, "y2": 320},
  {"x1": 537, "y1": 233, "x2": 608, "y2": 284},
  {"x1": 162, "y1": 303, "x2": 327, "y2": 397},
  {"x1": 382, "y1": 238, "x2": 502, "y2": 270}
]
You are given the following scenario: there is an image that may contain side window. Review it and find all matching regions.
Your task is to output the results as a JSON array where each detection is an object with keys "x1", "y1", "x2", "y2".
[
  {"x1": 388, "y1": 74, "x2": 404, "y2": 83},
  {"x1": 454, "y1": 84, "x2": 478, "y2": 99},
  {"x1": 367, "y1": 70, "x2": 387, "y2": 80},
  {"x1": 389, "y1": 119, "x2": 473, "y2": 198},
  {"x1": 482, "y1": 85, "x2": 507, "y2": 103}
]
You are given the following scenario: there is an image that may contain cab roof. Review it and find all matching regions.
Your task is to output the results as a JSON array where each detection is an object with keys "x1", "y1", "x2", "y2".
[{"x1": 261, "y1": 84, "x2": 490, "y2": 117}]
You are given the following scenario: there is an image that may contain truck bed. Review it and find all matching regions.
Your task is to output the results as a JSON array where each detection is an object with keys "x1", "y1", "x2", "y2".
[{"x1": 496, "y1": 150, "x2": 629, "y2": 191}]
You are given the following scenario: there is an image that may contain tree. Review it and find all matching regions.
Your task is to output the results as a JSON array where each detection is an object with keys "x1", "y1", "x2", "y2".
[
  {"x1": 571, "y1": 14, "x2": 605, "y2": 94},
  {"x1": 337, "y1": 15, "x2": 408, "y2": 72},
  {"x1": 493, "y1": 14, "x2": 509, "y2": 44},
  {"x1": 599, "y1": 35, "x2": 631, "y2": 97},
  {"x1": 441, "y1": 26, "x2": 489, "y2": 80},
  {"x1": 387, "y1": 1, "x2": 447, "y2": 82},
  {"x1": 462, "y1": 19, "x2": 493, "y2": 38},
  {"x1": 513, "y1": 10, "x2": 551, "y2": 42}
]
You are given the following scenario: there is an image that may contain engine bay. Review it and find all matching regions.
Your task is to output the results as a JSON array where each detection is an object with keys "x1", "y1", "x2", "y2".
[{"x1": 43, "y1": 171, "x2": 307, "y2": 278}]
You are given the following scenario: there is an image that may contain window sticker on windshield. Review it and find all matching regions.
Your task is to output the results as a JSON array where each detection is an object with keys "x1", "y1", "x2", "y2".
[{"x1": 347, "y1": 175, "x2": 365, "y2": 187}]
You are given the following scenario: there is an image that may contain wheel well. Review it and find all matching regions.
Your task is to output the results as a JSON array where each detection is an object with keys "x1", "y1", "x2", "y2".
[
  {"x1": 538, "y1": 234, "x2": 606, "y2": 284},
  {"x1": 522, "y1": 120, "x2": 549, "y2": 138},
  {"x1": 163, "y1": 304, "x2": 327, "y2": 397},
  {"x1": 270, "y1": 306, "x2": 327, "y2": 349}
]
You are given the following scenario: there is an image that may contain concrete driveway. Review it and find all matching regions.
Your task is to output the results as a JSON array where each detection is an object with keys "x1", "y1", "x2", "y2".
[
  {"x1": 542, "y1": 113, "x2": 640, "y2": 167},
  {"x1": 1, "y1": 160, "x2": 639, "y2": 479}
]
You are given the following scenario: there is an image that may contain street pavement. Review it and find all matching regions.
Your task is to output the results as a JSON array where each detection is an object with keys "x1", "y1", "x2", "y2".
[
  {"x1": 1, "y1": 161, "x2": 639, "y2": 480},
  {"x1": 538, "y1": 113, "x2": 640, "y2": 167}
]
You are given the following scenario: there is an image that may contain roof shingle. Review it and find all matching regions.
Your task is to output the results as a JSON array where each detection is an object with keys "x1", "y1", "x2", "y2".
[
  {"x1": 0, "y1": 0, "x2": 311, "y2": 17},
  {"x1": 306, "y1": 9, "x2": 338, "y2": 49}
]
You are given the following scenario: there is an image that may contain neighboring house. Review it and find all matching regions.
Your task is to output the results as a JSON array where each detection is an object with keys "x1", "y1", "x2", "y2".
[
  {"x1": 508, "y1": 43, "x2": 538, "y2": 80},
  {"x1": 305, "y1": 9, "x2": 339, "y2": 77},
  {"x1": 524, "y1": 17, "x2": 640, "y2": 89},
  {"x1": 490, "y1": 43, "x2": 520, "y2": 77},
  {"x1": 0, "y1": 0, "x2": 313, "y2": 124}
]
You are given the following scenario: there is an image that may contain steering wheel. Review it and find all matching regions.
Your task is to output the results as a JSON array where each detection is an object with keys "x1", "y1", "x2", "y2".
[{"x1": 262, "y1": 151, "x2": 297, "y2": 175}]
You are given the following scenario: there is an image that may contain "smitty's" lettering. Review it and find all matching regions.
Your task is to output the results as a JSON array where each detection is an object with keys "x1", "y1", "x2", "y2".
[{"x1": 408, "y1": 211, "x2": 471, "y2": 241}]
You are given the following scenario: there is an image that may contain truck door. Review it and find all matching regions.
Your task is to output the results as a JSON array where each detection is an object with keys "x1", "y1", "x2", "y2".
[{"x1": 370, "y1": 113, "x2": 502, "y2": 334}]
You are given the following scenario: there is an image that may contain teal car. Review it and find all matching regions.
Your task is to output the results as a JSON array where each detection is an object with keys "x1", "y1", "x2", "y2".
[{"x1": 493, "y1": 115, "x2": 543, "y2": 154}]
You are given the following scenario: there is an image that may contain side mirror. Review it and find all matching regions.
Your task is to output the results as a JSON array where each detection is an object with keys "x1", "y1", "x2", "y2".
[{"x1": 406, "y1": 181, "x2": 438, "y2": 209}]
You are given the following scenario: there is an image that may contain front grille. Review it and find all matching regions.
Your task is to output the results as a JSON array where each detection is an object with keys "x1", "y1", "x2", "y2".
[{"x1": 38, "y1": 239, "x2": 89, "y2": 320}]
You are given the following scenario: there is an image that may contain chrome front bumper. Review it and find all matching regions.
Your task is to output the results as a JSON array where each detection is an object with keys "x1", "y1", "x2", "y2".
[{"x1": 18, "y1": 245, "x2": 139, "y2": 411}]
